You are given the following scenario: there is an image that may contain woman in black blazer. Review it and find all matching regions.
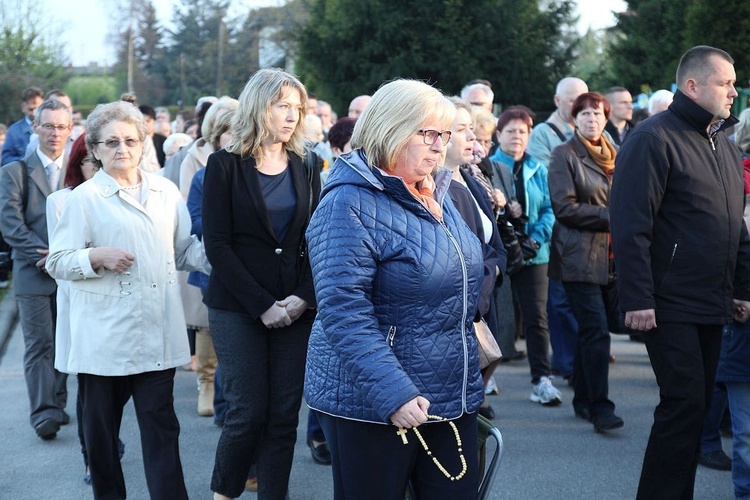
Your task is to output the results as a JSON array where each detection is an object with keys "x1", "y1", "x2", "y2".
[{"x1": 202, "y1": 68, "x2": 321, "y2": 500}]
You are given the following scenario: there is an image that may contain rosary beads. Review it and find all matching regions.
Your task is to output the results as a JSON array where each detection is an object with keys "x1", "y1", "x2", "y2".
[{"x1": 396, "y1": 415, "x2": 467, "y2": 481}]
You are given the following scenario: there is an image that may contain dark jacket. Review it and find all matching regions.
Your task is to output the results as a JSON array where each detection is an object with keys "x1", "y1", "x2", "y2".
[
  {"x1": 202, "y1": 149, "x2": 321, "y2": 319},
  {"x1": 604, "y1": 119, "x2": 634, "y2": 146},
  {"x1": 610, "y1": 90, "x2": 750, "y2": 324},
  {"x1": 304, "y1": 150, "x2": 485, "y2": 424},
  {"x1": 548, "y1": 133, "x2": 612, "y2": 285}
]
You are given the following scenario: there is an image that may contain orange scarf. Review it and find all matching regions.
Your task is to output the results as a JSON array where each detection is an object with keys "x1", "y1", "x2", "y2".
[
  {"x1": 577, "y1": 130, "x2": 616, "y2": 176},
  {"x1": 407, "y1": 175, "x2": 443, "y2": 221}
]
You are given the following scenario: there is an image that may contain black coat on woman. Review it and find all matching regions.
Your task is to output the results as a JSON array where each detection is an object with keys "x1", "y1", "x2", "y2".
[{"x1": 202, "y1": 149, "x2": 322, "y2": 318}]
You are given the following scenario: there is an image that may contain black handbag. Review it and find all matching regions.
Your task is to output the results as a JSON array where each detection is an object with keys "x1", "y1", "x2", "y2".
[
  {"x1": 604, "y1": 260, "x2": 626, "y2": 334},
  {"x1": 497, "y1": 211, "x2": 523, "y2": 275}
]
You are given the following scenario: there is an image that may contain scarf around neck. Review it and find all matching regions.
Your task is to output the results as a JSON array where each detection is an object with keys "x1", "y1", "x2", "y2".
[
  {"x1": 576, "y1": 130, "x2": 616, "y2": 176},
  {"x1": 407, "y1": 174, "x2": 443, "y2": 221}
]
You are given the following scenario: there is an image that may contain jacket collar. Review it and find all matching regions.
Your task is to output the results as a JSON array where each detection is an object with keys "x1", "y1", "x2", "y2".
[
  {"x1": 326, "y1": 149, "x2": 452, "y2": 215},
  {"x1": 670, "y1": 90, "x2": 739, "y2": 136},
  {"x1": 92, "y1": 168, "x2": 162, "y2": 198},
  {"x1": 489, "y1": 148, "x2": 542, "y2": 181},
  {"x1": 570, "y1": 133, "x2": 610, "y2": 179}
]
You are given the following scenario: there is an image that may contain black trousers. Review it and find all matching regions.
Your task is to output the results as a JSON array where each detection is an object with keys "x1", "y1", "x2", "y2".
[
  {"x1": 317, "y1": 411, "x2": 479, "y2": 500},
  {"x1": 563, "y1": 282, "x2": 615, "y2": 419},
  {"x1": 511, "y1": 263, "x2": 552, "y2": 383},
  {"x1": 636, "y1": 322, "x2": 722, "y2": 500},
  {"x1": 78, "y1": 369, "x2": 187, "y2": 500},
  {"x1": 209, "y1": 307, "x2": 311, "y2": 499}
]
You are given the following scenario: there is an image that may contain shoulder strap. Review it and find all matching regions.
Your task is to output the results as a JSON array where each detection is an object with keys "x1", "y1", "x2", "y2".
[{"x1": 545, "y1": 122, "x2": 567, "y2": 142}]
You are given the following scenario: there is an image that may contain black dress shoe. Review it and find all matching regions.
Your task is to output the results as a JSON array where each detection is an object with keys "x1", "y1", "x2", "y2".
[
  {"x1": 35, "y1": 419, "x2": 60, "y2": 440},
  {"x1": 307, "y1": 440, "x2": 332, "y2": 465},
  {"x1": 574, "y1": 407, "x2": 591, "y2": 422},
  {"x1": 478, "y1": 405, "x2": 496, "y2": 420},
  {"x1": 593, "y1": 413, "x2": 624, "y2": 433},
  {"x1": 698, "y1": 450, "x2": 732, "y2": 471}
]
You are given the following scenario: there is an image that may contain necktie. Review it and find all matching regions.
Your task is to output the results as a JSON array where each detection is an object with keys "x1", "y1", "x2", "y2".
[{"x1": 47, "y1": 164, "x2": 60, "y2": 191}]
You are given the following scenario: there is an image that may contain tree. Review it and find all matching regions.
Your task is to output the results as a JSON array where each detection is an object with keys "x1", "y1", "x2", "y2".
[
  {"x1": 608, "y1": 0, "x2": 691, "y2": 91},
  {"x1": 0, "y1": 0, "x2": 71, "y2": 123},
  {"x1": 684, "y1": 0, "x2": 750, "y2": 90},
  {"x1": 296, "y1": 0, "x2": 579, "y2": 115},
  {"x1": 110, "y1": 0, "x2": 169, "y2": 105}
]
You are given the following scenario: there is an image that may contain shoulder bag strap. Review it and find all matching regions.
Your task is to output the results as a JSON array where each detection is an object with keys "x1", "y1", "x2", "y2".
[{"x1": 545, "y1": 122, "x2": 568, "y2": 143}]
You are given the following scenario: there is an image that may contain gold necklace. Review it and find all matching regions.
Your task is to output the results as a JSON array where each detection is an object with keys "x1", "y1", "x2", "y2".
[{"x1": 396, "y1": 415, "x2": 467, "y2": 481}]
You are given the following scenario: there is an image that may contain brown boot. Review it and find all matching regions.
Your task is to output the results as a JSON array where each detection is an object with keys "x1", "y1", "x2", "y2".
[{"x1": 195, "y1": 327, "x2": 217, "y2": 416}]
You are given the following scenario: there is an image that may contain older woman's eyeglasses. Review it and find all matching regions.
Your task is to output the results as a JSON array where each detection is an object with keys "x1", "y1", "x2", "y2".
[
  {"x1": 417, "y1": 129, "x2": 452, "y2": 146},
  {"x1": 97, "y1": 138, "x2": 141, "y2": 149}
]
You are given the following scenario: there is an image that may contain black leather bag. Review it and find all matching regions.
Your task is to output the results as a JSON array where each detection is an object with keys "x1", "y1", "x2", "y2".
[{"x1": 497, "y1": 212, "x2": 523, "y2": 275}]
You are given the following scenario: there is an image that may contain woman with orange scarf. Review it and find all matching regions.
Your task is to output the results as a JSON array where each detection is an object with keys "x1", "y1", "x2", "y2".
[{"x1": 548, "y1": 92, "x2": 624, "y2": 434}]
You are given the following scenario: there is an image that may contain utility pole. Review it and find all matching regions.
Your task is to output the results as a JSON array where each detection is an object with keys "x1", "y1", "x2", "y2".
[
  {"x1": 216, "y1": 19, "x2": 224, "y2": 96},
  {"x1": 127, "y1": 0, "x2": 135, "y2": 93}
]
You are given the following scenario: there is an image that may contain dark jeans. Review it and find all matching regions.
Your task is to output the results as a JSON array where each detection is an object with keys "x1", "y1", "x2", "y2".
[
  {"x1": 307, "y1": 408, "x2": 325, "y2": 442},
  {"x1": 563, "y1": 282, "x2": 614, "y2": 419},
  {"x1": 493, "y1": 277, "x2": 520, "y2": 357},
  {"x1": 209, "y1": 307, "x2": 312, "y2": 499},
  {"x1": 636, "y1": 322, "x2": 722, "y2": 500},
  {"x1": 317, "y1": 411, "x2": 478, "y2": 500},
  {"x1": 700, "y1": 383, "x2": 728, "y2": 454},
  {"x1": 78, "y1": 369, "x2": 186, "y2": 500},
  {"x1": 547, "y1": 278, "x2": 578, "y2": 379},
  {"x1": 511, "y1": 264, "x2": 551, "y2": 383}
]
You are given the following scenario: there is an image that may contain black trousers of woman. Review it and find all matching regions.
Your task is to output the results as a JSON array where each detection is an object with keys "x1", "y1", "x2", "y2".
[
  {"x1": 562, "y1": 282, "x2": 615, "y2": 419},
  {"x1": 78, "y1": 369, "x2": 187, "y2": 500},
  {"x1": 317, "y1": 410, "x2": 478, "y2": 500},
  {"x1": 209, "y1": 307, "x2": 312, "y2": 499},
  {"x1": 511, "y1": 263, "x2": 552, "y2": 383}
]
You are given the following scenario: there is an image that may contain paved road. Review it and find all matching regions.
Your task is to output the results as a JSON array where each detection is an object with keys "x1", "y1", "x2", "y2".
[{"x1": 0, "y1": 314, "x2": 735, "y2": 499}]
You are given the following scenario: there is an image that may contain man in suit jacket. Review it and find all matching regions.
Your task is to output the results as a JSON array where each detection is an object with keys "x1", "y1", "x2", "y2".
[
  {"x1": 1, "y1": 87, "x2": 44, "y2": 166},
  {"x1": 0, "y1": 99, "x2": 71, "y2": 440}
]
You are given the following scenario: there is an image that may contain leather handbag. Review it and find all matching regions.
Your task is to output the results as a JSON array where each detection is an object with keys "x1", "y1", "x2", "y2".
[{"x1": 474, "y1": 319, "x2": 502, "y2": 369}]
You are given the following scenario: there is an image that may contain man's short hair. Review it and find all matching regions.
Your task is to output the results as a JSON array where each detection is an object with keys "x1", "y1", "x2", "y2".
[
  {"x1": 605, "y1": 86, "x2": 629, "y2": 97},
  {"x1": 676, "y1": 45, "x2": 734, "y2": 89},
  {"x1": 138, "y1": 105, "x2": 156, "y2": 120},
  {"x1": 44, "y1": 89, "x2": 68, "y2": 101},
  {"x1": 460, "y1": 83, "x2": 494, "y2": 104},
  {"x1": 34, "y1": 98, "x2": 72, "y2": 123},
  {"x1": 22, "y1": 87, "x2": 44, "y2": 103}
]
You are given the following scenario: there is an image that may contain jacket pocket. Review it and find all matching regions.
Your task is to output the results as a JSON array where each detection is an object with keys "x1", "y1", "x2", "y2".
[{"x1": 657, "y1": 239, "x2": 680, "y2": 290}]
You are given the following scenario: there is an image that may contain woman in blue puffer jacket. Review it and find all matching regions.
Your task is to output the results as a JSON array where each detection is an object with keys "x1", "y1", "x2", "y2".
[{"x1": 305, "y1": 80, "x2": 485, "y2": 499}]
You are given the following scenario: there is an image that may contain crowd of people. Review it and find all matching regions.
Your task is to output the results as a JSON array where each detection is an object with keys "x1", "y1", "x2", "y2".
[{"x1": 0, "y1": 44, "x2": 748, "y2": 499}]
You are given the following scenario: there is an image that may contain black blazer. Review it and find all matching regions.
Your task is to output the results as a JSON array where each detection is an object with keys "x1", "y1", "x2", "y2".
[{"x1": 202, "y1": 149, "x2": 321, "y2": 319}]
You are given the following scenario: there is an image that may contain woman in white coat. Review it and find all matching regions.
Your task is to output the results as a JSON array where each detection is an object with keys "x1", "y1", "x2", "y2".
[{"x1": 46, "y1": 101, "x2": 206, "y2": 500}]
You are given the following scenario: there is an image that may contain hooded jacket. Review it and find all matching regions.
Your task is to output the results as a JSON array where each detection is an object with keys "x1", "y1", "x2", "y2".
[
  {"x1": 304, "y1": 150, "x2": 485, "y2": 424},
  {"x1": 611, "y1": 90, "x2": 750, "y2": 324}
]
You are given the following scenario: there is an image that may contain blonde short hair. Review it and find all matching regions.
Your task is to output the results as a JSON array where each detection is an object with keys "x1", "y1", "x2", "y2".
[
  {"x1": 736, "y1": 108, "x2": 750, "y2": 154},
  {"x1": 207, "y1": 108, "x2": 236, "y2": 151},
  {"x1": 226, "y1": 68, "x2": 308, "y2": 159},
  {"x1": 201, "y1": 96, "x2": 238, "y2": 140},
  {"x1": 351, "y1": 80, "x2": 454, "y2": 170},
  {"x1": 472, "y1": 106, "x2": 496, "y2": 136}
]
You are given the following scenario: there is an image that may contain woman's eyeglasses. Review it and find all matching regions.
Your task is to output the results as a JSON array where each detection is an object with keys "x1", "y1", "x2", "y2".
[
  {"x1": 417, "y1": 129, "x2": 452, "y2": 146},
  {"x1": 96, "y1": 138, "x2": 141, "y2": 149}
]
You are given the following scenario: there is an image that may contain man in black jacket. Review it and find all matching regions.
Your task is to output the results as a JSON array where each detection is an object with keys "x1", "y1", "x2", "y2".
[{"x1": 611, "y1": 45, "x2": 750, "y2": 499}]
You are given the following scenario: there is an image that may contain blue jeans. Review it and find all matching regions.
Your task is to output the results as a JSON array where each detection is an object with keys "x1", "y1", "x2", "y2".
[
  {"x1": 700, "y1": 383, "x2": 728, "y2": 454},
  {"x1": 547, "y1": 278, "x2": 578, "y2": 379},
  {"x1": 562, "y1": 282, "x2": 614, "y2": 419},
  {"x1": 727, "y1": 382, "x2": 750, "y2": 498}
]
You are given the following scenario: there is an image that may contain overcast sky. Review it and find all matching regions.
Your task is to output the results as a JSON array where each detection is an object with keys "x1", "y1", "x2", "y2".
[{"x1": 51, "y1": 0, "x2": 627, "y2": 67}]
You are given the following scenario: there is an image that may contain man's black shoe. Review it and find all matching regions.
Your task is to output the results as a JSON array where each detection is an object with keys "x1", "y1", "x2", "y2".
[
  {"x1": 593, "y1": 413, "x2": 624, "y2": 433},
  {"x1": 698, "y1": 450, "x2": 732, "y2": 471},
  {"x1": 307, "y1": 440, "x2": 332, "y2": 465},
  {"x1": 35, "y1": 419, "x2": 60, "y2": 440}
]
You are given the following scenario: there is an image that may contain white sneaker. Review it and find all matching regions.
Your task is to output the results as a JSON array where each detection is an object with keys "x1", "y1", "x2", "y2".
[
  {"x1": 0, "y1": 280, "x2": 8, "y2": 289},
  {"x1": 485, "y1": 376, "x2": 499, "y2": 395},
  {"x1": 530, "y1": 376, "x2": 562, "y2": 406}
]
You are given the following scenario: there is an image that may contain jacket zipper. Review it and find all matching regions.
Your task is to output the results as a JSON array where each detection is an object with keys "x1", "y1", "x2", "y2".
[
  {"x1": 709, "y1": 131, "x2": 733, "y2": 319},
  {"x1": 387, "y1": 326, "x2": 396, "y2": 348},
  {"x1": 439, "y1": 219, "x2": 469, "y2": 413}
]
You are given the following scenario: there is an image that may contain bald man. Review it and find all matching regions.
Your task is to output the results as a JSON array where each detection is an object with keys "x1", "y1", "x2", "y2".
[{"x1": 347, "y1": 95, "x2": 371, "y2": 119}]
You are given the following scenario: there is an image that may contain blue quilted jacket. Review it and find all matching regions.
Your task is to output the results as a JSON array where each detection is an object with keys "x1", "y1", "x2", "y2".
[{"x1": 304, "y1": 150, "x2": 486, "y2": 424}]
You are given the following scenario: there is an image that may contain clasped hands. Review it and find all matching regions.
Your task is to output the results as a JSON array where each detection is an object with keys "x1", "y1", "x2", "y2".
[{"x1": 260, "y1": 295, "x2": 308, "y2": 329}]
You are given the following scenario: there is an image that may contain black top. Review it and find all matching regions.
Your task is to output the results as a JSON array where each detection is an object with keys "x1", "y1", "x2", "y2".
[{"x1": 259, "y1": 167, "x2": 297, "y2": 242}]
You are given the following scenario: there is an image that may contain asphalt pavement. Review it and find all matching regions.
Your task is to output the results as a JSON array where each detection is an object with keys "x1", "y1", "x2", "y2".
[{"x1": 0, "y1": 290, "x2": 735, "y2": 499}]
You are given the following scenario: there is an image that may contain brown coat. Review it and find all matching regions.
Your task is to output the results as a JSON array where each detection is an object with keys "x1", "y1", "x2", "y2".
[{"x1": 547, "y1": 134, "x2": 612, "y2": 285}]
